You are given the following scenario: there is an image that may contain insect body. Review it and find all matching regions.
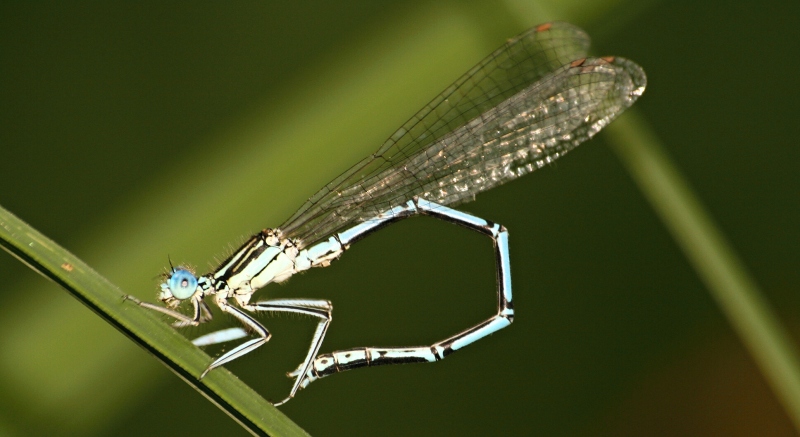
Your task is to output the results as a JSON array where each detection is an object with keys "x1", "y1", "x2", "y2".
[{"x1": 131, "y1": 21, "x2": 646, "y2": 405}]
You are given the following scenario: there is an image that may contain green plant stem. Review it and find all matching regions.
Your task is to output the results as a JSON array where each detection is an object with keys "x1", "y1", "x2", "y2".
[
  {"x1": 605, "y1": 110, "x2": 800, "y2": 431},
  {"x1": 0, "y1": 205, "x2": 308, "y2": 437}
]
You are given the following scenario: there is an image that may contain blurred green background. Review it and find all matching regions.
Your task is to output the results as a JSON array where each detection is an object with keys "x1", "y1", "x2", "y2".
[{"x1": 1, "y1": 0, "x2": 799, "y2": 435}]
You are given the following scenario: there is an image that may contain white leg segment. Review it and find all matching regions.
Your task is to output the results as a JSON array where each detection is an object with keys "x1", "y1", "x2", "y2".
[
  {"x1": 192, "y1": 327, "x2": 249, "y2": 346},
  {"x1": 292, "y1": 197, "x2": 514, "y2": 390},
  {"x1": 243, "y1": 298, "x2": 332, "y2": 406},
  {"x1": 172, "y1": 299, "x2": 214, "y2": 328},
  {"x1": 125, "y1": 295, "x2": 204, "y2": 327},
  {"x1": 200, "y1": 297, "x2": 272, "y2": 378},
  {"x1": 195, "y1": 297, "x2": 332, "y2": 402}
]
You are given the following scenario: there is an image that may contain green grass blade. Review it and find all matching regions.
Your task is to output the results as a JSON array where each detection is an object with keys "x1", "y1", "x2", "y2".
[
  {"x1": 605, "y1": 110, "x2": 800, "y2": 431},
  {"x1": 0, "y1": 204, "x2": 308, "y2": 437}
]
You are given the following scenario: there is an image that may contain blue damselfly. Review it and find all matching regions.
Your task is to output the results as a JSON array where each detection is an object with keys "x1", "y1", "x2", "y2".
[{"x1": 129, "y1": 21, "x2": 646, "y2": 405}]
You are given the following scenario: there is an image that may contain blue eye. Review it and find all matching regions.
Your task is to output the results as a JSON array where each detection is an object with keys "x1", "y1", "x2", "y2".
[{"x1": 168, "y1": 268, "x2": 198, "y2": 300}]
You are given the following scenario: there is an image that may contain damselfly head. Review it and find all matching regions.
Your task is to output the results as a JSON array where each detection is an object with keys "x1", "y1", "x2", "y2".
[{"x1": 159, "y1": 267, "x2": 199, "y2": 303}]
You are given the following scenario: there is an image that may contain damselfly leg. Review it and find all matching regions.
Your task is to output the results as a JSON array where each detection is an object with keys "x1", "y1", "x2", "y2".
[
  {"x1": 135, "y1": 293, "x2": 332, "y2": 405},
  {"x1": 206, "y1": 298, "x2": 332, "y2": 406},
  {"x1": 124, "y1": 295, "x2": 211, "y2": 327}
]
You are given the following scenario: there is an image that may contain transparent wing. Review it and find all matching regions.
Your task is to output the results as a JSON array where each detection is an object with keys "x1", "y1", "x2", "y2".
[{"x1": 280, "y1": 23, "x2": 643, "y2": 248}]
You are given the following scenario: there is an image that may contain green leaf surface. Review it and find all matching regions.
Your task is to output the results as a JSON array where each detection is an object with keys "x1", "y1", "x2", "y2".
[{"x1": 0, "y1": 205, "x2": 308, "y2": 437}]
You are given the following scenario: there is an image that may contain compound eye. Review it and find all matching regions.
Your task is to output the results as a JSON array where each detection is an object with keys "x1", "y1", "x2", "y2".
[{"x1": 168, "y1": 268, "x2": 198, "y2": 300}]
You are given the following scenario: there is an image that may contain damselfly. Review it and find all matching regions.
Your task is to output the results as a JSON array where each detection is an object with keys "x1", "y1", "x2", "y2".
[{"x1": 129, "y1": 22, "x2": 646, "y2": 405}]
